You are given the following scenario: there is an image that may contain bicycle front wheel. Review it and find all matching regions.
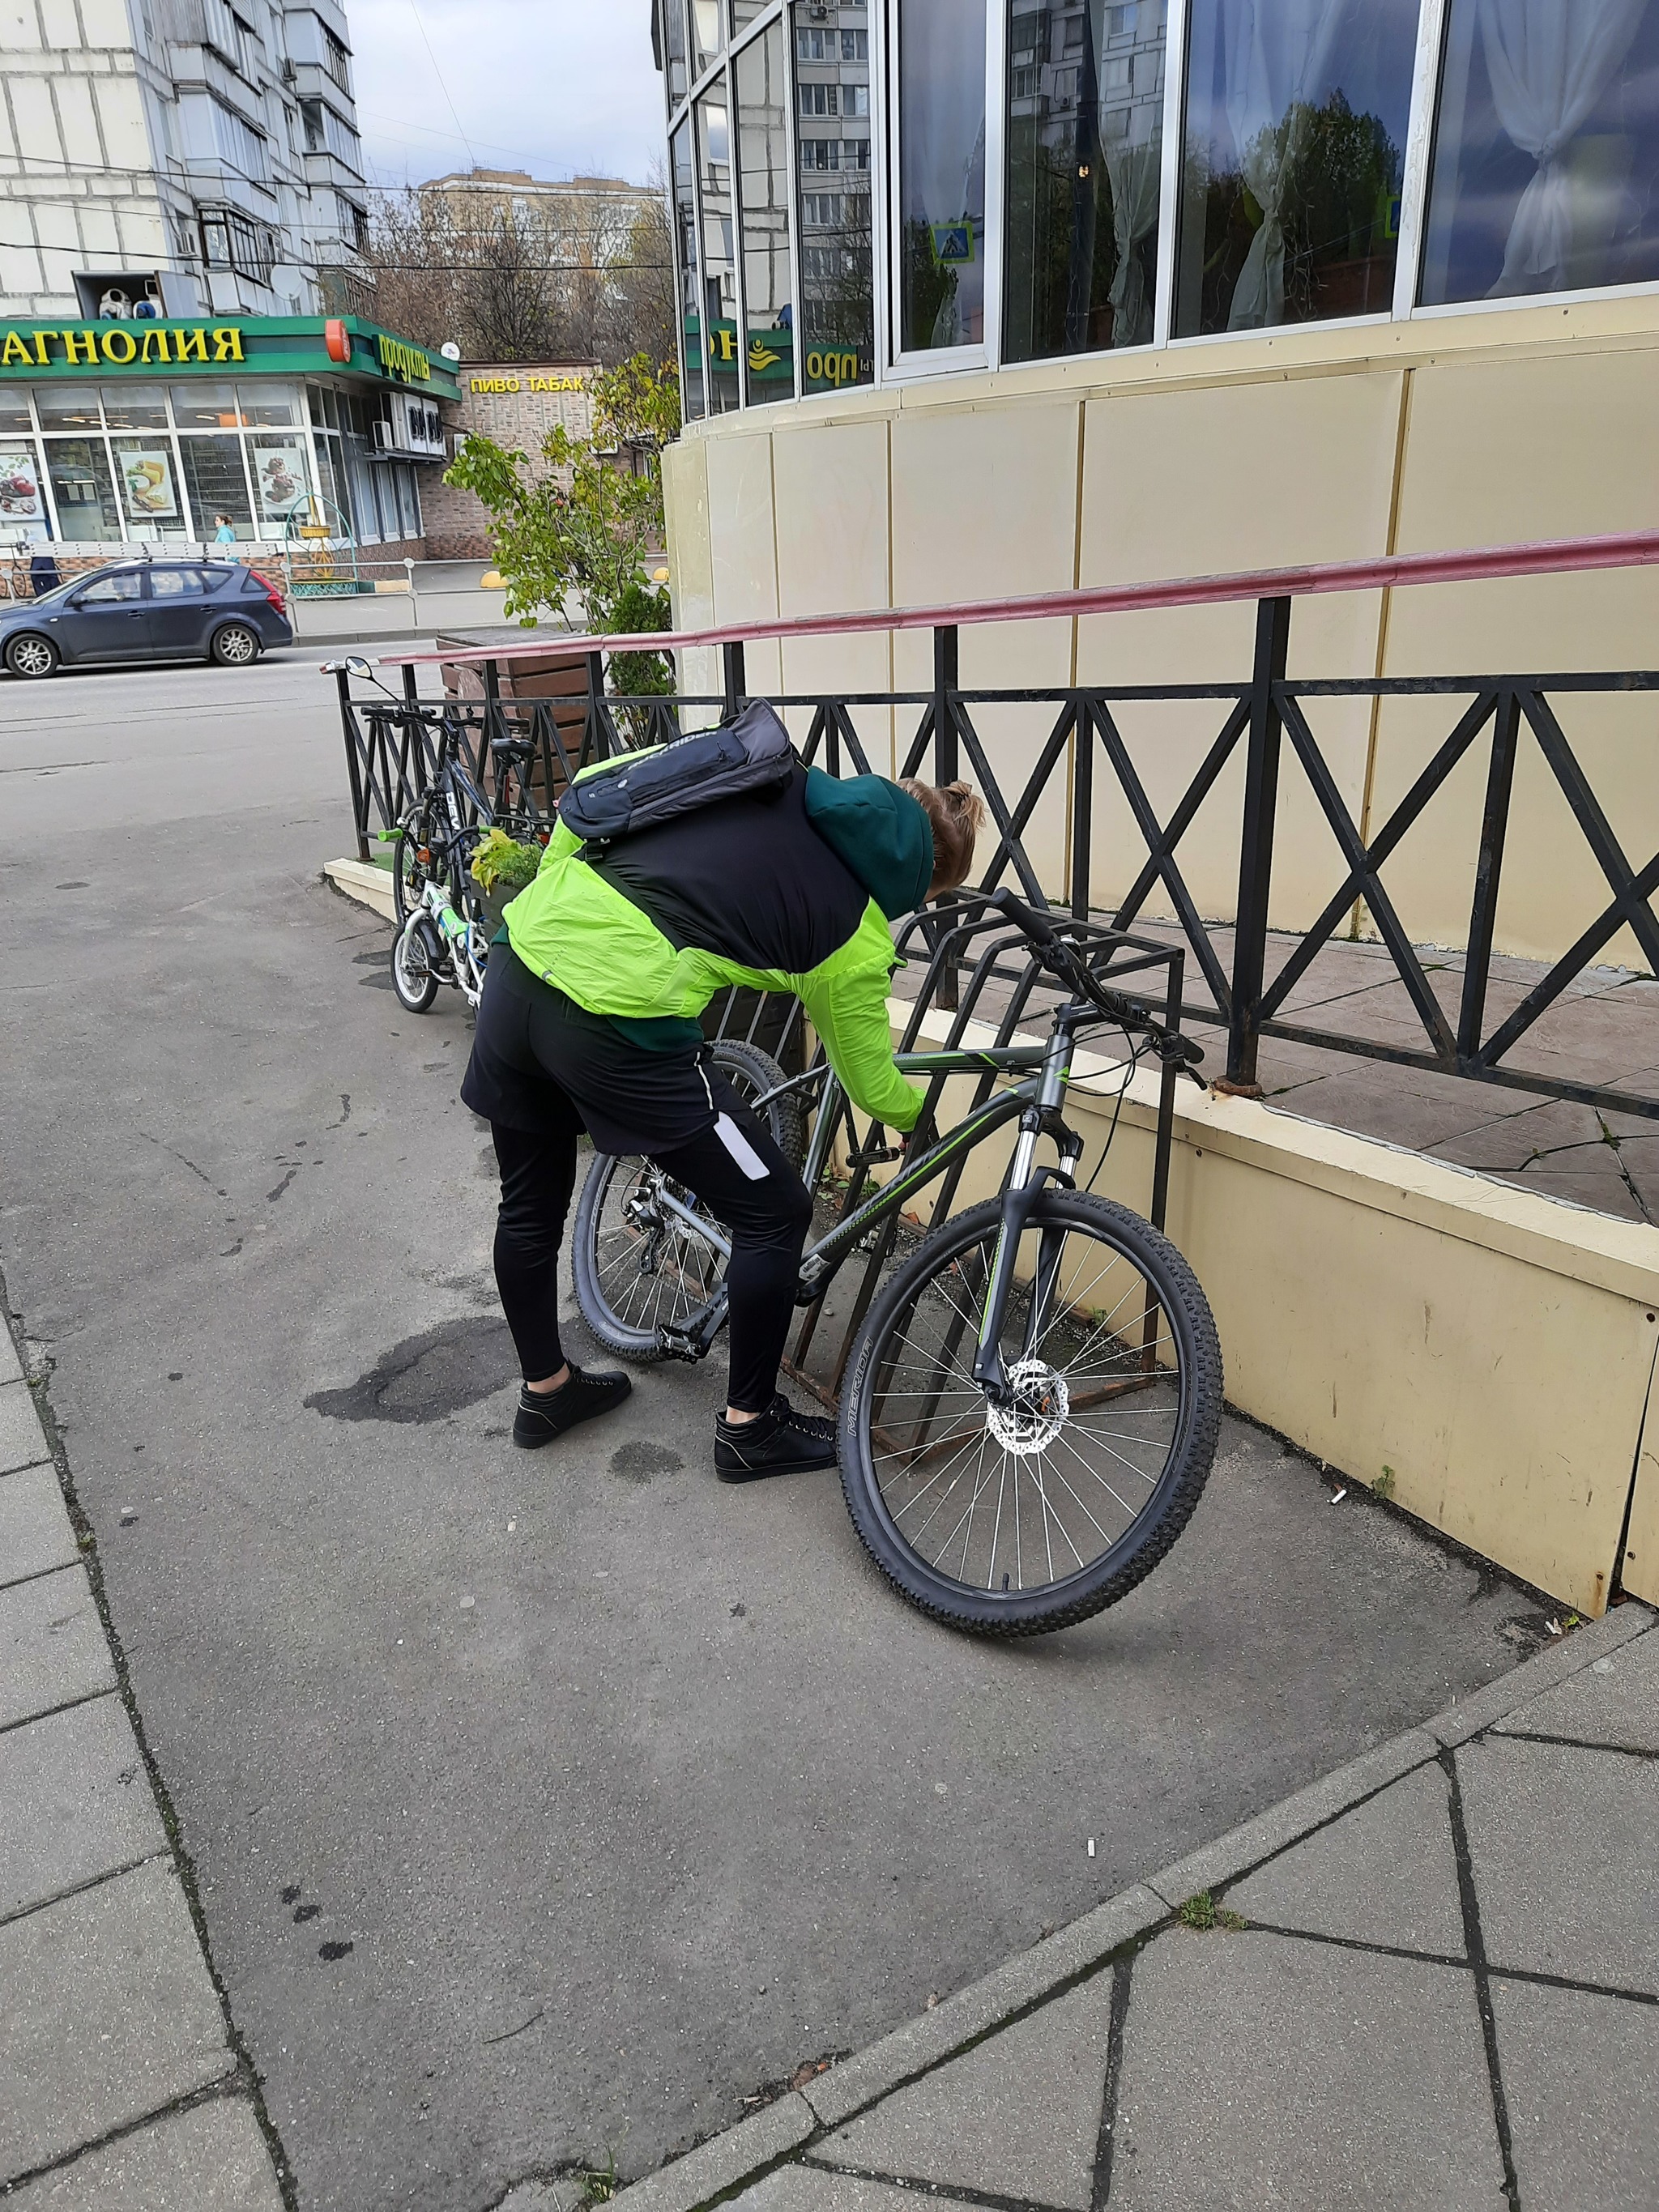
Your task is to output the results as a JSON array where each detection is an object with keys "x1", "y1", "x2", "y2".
[{"x1": 838, "y1": 1191, "x2": 1222, "y2": 1638}]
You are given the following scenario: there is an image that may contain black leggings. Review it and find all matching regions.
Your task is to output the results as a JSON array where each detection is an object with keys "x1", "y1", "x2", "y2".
[{"x1": 491, "y1": 1105, "x2": 813, "y2": 1415}]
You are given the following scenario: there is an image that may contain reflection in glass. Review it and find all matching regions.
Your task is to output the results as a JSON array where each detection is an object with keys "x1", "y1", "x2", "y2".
[
  {"x1": 34, "y1": 386, "x2": 103, "y2": 432},
  {"x1": 1004, "y1": 0, "x2": 1168, "y2": 360},
  {"x1": 731, "y1": 0, "x2": 770, "y2": 26},
  {"x1": 237, "y1": 381, "x2": 299, "y2": 427},
  {"x1": 671, "y1": 119, "x2": 706, "y2": 419},
  {"x1": 0, "y1": 394, "x2": 32, "y2": 434},
  {"x1": 170, "y1": 382, "x2": 245, "y2": 428},
  {"x1": 663, "y1": 0, "x2": 689, "y2": 106},
  {"x1": 736, "y1": 20, "x2": 795, "y2": 403},
  {"x1": 1175, "y1": 0, "x2": 1419, "y2": 335},
  {"x1": 795, "y1": 2, "x2": 875, "y2": 390},
  {"x1": 45, "y1": 438, "x2": 121, "y2": 538},
  {"x1": 898, "y1": 0, "x2": 987, "y2": 351},
  {"x1": 697, "y1": 83, "x2": 742, "y2": 412},
  {"x1": 1421, "y1": 0, "x2": 1659, "y2": 305},
  {"x1": 100, "y1": 385, "x2": 168, "y2": 429},
  {"x1": 690, "y1": 0, "x2": 721, "y2": 74}
]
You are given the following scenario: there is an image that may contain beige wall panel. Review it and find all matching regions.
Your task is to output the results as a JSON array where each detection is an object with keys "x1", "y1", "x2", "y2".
[
  {"x1": 1073, "y1": 373, "x2": 1401, "y2": 933},
  {"x1": 1374, "y1": 346, "x2": 1659, "y2": 963},
  {"x1": 772, "y1": 417, "x2": 890, "y2": 616},
  {"x1": 705, "y1": 429, "x2": 779, "y2": 625},
  {"x1": 663, "y1": 437, "x2": 719, "y2": 722},
  {"x1": 772, "y1": 417, "x2": 893, "y2": 768},
  {"x1": 1621, "y1": 1362, "x2": 1659, "y2": 1605},
  {"x1": 885, "y1": 402, "x2": 1083, "y2": 893}
]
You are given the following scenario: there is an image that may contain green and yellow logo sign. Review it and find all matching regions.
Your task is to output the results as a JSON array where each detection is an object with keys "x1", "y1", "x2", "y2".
[{"x1": 0, "y1": 323, "x2": 246, "y2": 369}]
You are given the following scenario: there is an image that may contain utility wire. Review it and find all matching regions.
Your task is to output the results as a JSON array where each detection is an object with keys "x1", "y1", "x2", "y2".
[{"x1": 403, "y1": 0, "x2": 477, "y2": 171}]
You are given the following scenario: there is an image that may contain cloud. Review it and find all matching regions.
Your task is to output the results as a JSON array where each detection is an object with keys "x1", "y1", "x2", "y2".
[{"x1": 350, "y1": 0, "x2": 665, "y2": 189}]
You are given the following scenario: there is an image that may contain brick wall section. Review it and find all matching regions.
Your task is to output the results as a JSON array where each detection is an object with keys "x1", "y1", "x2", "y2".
[{"x1": 422, "y1": 360, "x2": 596, "y2": 560}]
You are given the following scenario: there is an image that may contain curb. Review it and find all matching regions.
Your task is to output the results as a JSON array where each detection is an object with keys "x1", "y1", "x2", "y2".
[
  {"x1": 322, "y1": 858, "x2": 396, "y2": 923},
  {"x1": 601, "y1": 1599, "x2": 1657, "y2": 2212}
]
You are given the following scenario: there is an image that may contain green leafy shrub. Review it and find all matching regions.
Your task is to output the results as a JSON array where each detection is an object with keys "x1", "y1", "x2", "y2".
[{"x1": 470, "y1": 828, "x2": 543, "y2": 896}]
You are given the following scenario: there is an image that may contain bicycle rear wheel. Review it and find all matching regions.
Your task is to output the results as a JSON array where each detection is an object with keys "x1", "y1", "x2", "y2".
[
  {"x1": 570, "y1": 1042, "x2": 804, "y2": 1361},
  {"x1": 838, "y1": 1191, "x2": 1222, "y2": 1638}
]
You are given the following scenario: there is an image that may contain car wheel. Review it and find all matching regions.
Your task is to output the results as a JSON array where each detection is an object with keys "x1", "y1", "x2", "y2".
[
  {"x1": 5, "y1": 633, "x2": 58, "y2": 680},
  {"x1": 210, "y1": 622, "x2": 261, "y2": 667}
]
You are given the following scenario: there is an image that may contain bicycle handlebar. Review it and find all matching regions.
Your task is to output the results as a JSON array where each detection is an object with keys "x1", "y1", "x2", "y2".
[{"x1": 984, "y1": 889, "x2": 1206, "y2": 1080}]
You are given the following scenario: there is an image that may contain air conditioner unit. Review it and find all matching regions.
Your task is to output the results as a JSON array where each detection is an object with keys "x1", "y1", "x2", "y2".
[{"x1": 373, "y1": 418, "x2": 393, "y2": 450}]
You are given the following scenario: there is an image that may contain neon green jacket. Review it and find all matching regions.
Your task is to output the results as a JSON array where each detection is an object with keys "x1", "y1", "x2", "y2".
[{"x1": 502, "y1": 761, "x2": 932, "y2": 1131}]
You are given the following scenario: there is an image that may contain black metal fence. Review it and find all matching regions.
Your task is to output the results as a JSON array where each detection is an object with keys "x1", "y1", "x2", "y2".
[{"x1": 335, "y1": 599, "x2": 1659, "y2": 1127}]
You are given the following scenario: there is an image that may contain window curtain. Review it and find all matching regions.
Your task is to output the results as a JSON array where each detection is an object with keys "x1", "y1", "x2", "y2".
[
  {"x1": 1478, "y1": 0, "x2": 1647, "y2": 296},
  {"x1": 1221, "y1": 0, "x2": 1350, "y2": 328},
  {"x1": 1106, "y1": 139, "x2": 1162, "y2": 345}
]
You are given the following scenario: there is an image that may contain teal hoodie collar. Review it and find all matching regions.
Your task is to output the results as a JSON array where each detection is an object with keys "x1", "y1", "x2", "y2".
[{"x1": 802, "y1": 765, "x2": 933, "y2": 920}]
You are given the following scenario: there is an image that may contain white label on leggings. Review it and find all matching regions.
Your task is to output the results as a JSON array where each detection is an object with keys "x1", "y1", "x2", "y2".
[{"x1": 714, "y1": 1112, "x2": 770, "y2": 1181}]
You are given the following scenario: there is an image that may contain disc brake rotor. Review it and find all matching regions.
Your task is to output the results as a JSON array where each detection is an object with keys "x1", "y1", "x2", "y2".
[{"x1": 986, "y1": 1356, "x2": 1070, "y2": 1457}]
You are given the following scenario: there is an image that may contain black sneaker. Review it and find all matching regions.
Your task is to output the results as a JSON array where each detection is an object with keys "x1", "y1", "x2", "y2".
[
  {"x1": 513, "y1": 1366, "x2": 631, "y2": 1449},
  {"x1": 714, "y1": 1394, "x2": 838, "y2": 1481}
]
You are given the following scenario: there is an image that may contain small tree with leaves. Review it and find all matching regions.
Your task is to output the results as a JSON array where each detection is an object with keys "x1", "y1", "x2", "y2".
[{"x1": 444, "y1": 353, "x2": 679, "y2": 730}]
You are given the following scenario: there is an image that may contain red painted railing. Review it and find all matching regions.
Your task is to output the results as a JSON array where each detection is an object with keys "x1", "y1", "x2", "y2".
[{"x1": 364, "y1": 527, "x2": 1659, "y2": 669}]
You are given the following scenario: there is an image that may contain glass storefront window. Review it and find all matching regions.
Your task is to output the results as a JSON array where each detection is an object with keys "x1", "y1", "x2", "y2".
[
  {"x1": 697, "y1": 83, "x2": 743, "y2": 412},
  {"x1": 0, "y1": 395, "x2": 32, "y2": 434},
  {"x1": 239, "y1": 381, "x2": 299, "y2": 427},
  {"x1": 178, "y1": 434, "x2": 255, "y2": 539},
  {"x1": 249, "y1": 431, "x2": 314, "y2": 532},
  {"x1": 1421, "y1": 0, "x2": 1659, "y2": 305},
  {"x1": 100, "y1": 386, "x2": 168, "y2": 430},
  {"x1": 731, "y1": 0, "x2": 770, "y2": 30},
  {"x1": 110, "y1": 435, "x2": 187, "y2": 537},
  {"x1": 45, "y1": 439, "x2": 122, "y2": 539},
  {"x1": 897, "y1": 0, "x2": 988, "y2": 352},
  {"x1": 736, "y1": 18, "x2": 795, "y2": 403},
  {"x1": 1004, "y1": 0, "x2": 1168, "y2": 361},
  {"x1": 36, "y1": 386, "x2": 103, "y2": 432},
  {"x1": 672, "y1": 117, "x2": 707, "y2": 420},
  {"x1": 1175, "y1": 0, "x2": 1421, "y2": 336},
  {"x1": 171, "y1": 382, "x2": 245, "y2": 429},
  {"x1": 664, "y1": 0, "x2": 689, "y2": 107},
  {"x1": 795, "y1": 1, "x2": 876, "y2": 390},
  {"x1": 314, "y1": 435, "x2": 352, "y2": 534},
  {"x1": 690, "y1": 0, "x2": 721, "y2": 73},
  {"x1": 394, "y1": 462, "x2": 421, "y2": 539}
]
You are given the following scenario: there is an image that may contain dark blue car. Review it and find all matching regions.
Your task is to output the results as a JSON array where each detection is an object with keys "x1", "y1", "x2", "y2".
[{"x1": 1, "y1": 559, "x2": 294, "y2": 679}]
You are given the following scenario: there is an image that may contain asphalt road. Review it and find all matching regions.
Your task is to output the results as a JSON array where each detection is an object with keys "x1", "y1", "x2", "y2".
[{"x1": 0, "y1": 648, "x2": 1554, "y2": 2212}]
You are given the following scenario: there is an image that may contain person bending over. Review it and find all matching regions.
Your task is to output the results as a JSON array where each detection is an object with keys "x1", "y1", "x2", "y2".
[{"x1": 460, "y1": 754, "x2": 985, "y2": 1479}]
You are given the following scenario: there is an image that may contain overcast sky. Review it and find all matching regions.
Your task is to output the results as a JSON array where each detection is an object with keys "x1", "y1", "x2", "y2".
[{"x1": 348, "y1": 0, "x2": 663, "y2": 191}]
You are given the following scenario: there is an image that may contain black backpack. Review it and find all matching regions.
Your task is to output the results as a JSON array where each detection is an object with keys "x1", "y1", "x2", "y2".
[{"x1": 557, "y1": 699, "x2": 795, "y2": 847}]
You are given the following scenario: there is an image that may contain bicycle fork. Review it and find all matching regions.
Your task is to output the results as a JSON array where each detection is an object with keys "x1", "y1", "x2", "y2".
[{"x1": 970, "y1": 1029, "x2": 1082, "y2": 1403}]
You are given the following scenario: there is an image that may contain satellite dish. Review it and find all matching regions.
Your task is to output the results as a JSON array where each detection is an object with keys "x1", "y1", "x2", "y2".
[{"x1": 440, "y1": 341, "x2": 461, "y2": 361}]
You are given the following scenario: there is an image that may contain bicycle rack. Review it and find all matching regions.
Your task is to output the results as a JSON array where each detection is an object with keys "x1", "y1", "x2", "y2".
[{"x1": 778, "y1": 893, "x2": 1189, "y2": 1409}]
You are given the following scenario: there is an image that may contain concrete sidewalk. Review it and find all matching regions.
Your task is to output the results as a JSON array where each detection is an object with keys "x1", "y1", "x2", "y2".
[
  {"x1": 0, "y1": 1319, "x2": 286, "y2": 2209},
  {"x1": 601, "y1": 1600, "x2": 1659, "y2": 2212}
]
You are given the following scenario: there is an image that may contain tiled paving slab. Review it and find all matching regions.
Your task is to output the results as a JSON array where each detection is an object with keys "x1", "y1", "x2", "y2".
[
  {"x1": 1109, "y1": 1930, "x2": 1504, "y2": 2210},
  {"x1": 1491, "y1": 1980, "x2": 1659, "y2": 2212},
  {"x1": 0, "y1": 1859, "x2": 232, "y2": 2183},
  {"x1": 1492, "y1": 1632, "x2": 1659, "y2": 1753},
  {"x1": 0, "y1": 1462, "x2": 79, "y2": 1592},
  {"x1": 0, "y1": 1566, "x2": 116, "y2": 1733},
  {"x1": 6, "y1": 2096, "x2": 283, "y2": 2211},
  {"x1": 0, "y1": 1694, "x2": 168, "y2": 1922},
  {"x1": 817, "y1": 1970, "x2": 1116, "y2": 2209},
  {"x1": 0, "y1": 1378, "x2": 50, "y2": 1477},
  {"x1": 1227, "y1": 1759, "x2": 1465, "y2": 1955},
  {"x1": 1456, "y1": 1735, "x2": 1659, "y2": 1993},
  {"x1": 732, "y1": 2173, "x2": 977, "y2": 2212}
]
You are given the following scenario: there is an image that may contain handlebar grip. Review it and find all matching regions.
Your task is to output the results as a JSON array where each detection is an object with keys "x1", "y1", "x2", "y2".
[{"x1": 990, "y1": 884, "x2": 1060, "y2": 948}]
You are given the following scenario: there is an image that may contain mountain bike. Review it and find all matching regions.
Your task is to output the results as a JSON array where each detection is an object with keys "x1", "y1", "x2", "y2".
[{"x1": 571, "y1": 889, "x2": 1222, "y2": 1639}]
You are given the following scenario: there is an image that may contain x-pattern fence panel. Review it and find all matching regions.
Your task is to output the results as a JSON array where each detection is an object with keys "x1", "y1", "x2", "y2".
[{"x1": 335, "y1": 586, "x2": 1659, "y2": 1127}]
